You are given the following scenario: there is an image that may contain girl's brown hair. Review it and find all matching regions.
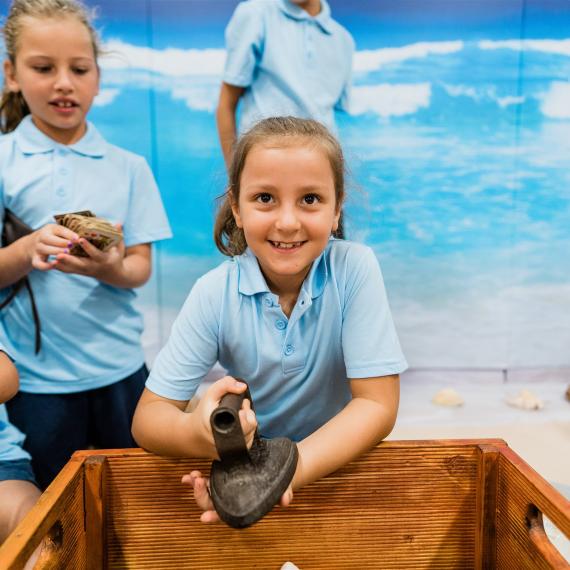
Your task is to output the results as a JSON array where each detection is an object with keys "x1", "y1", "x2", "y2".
[
  {"x1": 214, "y1": 116, "x2": 346, "y2": 257},
  {"x1": 0, "y1": 0, "x2": 100, "y2": 133}
]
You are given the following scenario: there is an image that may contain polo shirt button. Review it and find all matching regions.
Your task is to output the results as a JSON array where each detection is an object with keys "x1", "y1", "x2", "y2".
[
  {"x1": 275, "y1": 319, "x2": 286, "y2": 330},
  {"x1": 56, "y1": 188, "x2": 65, "y2": 197},
  {"x1": 284, "y1": 344, "x2": 294, "y2": 356},
  {"x1": 264, "y1": 297, "x2": 272, "y2": 307}
]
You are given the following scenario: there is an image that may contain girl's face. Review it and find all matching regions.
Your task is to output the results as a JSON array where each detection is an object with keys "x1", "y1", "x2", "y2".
[
  {"x1": 3, "y1": 16, "x2": 99, "y2": 145},
  {"x1": 232, "y1": 141, "x2": 340, "y2": 296}
]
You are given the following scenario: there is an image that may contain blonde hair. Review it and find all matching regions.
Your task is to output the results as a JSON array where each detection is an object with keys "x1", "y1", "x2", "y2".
[
  {"x1": 0, "y1": 0, "x2": 100, "y2": 133},
  {"x1": 214, "y1": 116, "x2": 346, "y2": 257}
]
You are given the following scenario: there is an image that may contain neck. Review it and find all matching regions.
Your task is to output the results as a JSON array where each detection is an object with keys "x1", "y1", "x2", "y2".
[
  {"x1": 294, "y1": 0, "x2": 322, "y2": 17},
  {"x1": 31, "y1": 116, "x2": 87, "y2": 146}
]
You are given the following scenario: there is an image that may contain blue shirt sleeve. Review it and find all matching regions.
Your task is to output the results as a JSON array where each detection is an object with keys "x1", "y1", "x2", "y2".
[
  {"x1": 341, "y1": 247, "x2": 408, "y2": 378},
  {"x1": 223, "y1": 1, "x2": 265, "y2": 87},
  {"x1": 145, "y1": 275, "x2": 221, "y2": 401},
  {"x1": 122, "y1": 157, "x2": 172, "y2": 247}
]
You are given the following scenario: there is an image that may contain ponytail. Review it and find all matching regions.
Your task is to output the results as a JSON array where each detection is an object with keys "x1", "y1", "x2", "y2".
[
  {"x1": 0, "y1": 89, "x2": 30, "y2": 133},
  {"x1": 214, "y1": 195, "x2": 247, "y2": 257}
]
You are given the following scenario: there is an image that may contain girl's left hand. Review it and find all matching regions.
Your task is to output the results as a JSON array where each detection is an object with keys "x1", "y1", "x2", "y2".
[
  {"x1": 181, "y1": 471, "x2": 294, "y2": 524},
  {"x1": 54, "y1": 237, "x2": 125, "y2": 280}
]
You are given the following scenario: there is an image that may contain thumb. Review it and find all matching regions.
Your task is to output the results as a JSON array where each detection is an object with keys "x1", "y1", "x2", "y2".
[{"x1": 207, "y1": 376, "x2": 247, "y2": 404}]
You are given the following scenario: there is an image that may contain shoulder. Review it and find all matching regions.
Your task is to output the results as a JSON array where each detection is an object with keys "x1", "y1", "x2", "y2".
[
  {"x1": 189, "y1": 259, "x2": 237, "y2": 302},
  {"x1": 0, "y1": 131, "x2": 17, "y2": 158},
  {"x1": 328, "y1": 18, "x2": 355, "y2": 50},
  {"x1": 327, "y1": 239, "x2": 376, "y2": 269},
  {"x1": 104, "y1": 141, "x2": 148, "y2": 168}
]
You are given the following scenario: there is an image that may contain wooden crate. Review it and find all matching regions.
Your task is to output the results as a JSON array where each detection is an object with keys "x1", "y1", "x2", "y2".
[{"x1": 0, "y1": 440, "x2": 568, "y2": 569}]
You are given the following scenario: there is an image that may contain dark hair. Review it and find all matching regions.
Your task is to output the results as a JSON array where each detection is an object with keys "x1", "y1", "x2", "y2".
[
  {"x1": 214, "y1": 116, "x2": 346, "y2": 256},
  {"x1": 0, "y1": 0, "x2": 100, "y2": 133}
]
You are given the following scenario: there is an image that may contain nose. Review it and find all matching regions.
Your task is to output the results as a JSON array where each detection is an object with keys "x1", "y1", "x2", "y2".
[
  {"x1": 274, "y1": 204, "x2": 301, "y2": 233},
  {"x1": 54, "y1": 69, "x2": 74, "y2": 92}
]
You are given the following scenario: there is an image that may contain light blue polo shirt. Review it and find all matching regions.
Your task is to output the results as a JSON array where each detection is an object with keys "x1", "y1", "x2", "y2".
[
  {"x1": 0, "y1": 116, "x2": 172, "y2": 394},
  {"x1": 223, "y1": 0, "x2": 354, "y2": 133},
  {"x1": 147, "y1": 239, "x2": 407, "y2": 442},
  {"x1": 0, "y1": 346, "x2": 30, "y2": 463}
]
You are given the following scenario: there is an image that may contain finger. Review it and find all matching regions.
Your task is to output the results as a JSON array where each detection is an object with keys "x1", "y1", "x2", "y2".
[
  {"x1": 207, "y1": 376, "x2": 247, "y2": 404},
  {"x1": 76, "y1": 238, "x2": 105, "y2": 261},
  {"x1": 239, "y1": 407, "x2": 257, "y2": 435},
  {"x1": 31, "y1": 255, "x2": 58, "y2": 271},
  {"x1": 200, "y1": 510, "x2": 221, "y2": 524},
  {"x1": 193, "y1": 476, "x2": 215, "y2": 512},
  {"x1": 41, "y1": 224, "x2": 79, "y2": 243},
  {"x1": 36, "y1": 243, "x2": 70, "y2": 257},
  {"x1": 279, "y1": 487, "x2": 294, "y2": 508}
]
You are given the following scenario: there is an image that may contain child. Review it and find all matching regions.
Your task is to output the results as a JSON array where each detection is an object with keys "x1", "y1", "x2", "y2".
[
  {"x1": 133, "y1": 116, "x2": 407, "y2": 523},
  {"x1": 217, "y1": 0, "x2": 354, "y2": 167},
  {"x1": 0, "y1": 344, "x2": 41, "y2": 548},
  {"x1": 0, "y1": 0, "x2": 172, "y2": 489}
]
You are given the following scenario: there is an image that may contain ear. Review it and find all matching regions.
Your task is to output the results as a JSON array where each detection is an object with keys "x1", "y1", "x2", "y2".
[
  {"x1": 229, "y1": 190, "x2": 243, "y2": 228},
  {"x1": 3, "y1": 59, "x2": 20, "y2": 93},
  {"x1": 331, "y1": 206, "x2": 341, "y2": 233}
]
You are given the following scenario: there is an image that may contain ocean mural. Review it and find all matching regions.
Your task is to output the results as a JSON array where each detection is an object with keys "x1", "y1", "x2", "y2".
[{"x1": 1, "y1": 0, "x2": 569, "y2": 371}]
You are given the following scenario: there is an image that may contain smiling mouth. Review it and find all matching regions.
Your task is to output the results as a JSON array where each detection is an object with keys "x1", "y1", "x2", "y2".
[
  {"x1": 268, "y1": 240, "x2": 305, "y2": 249},
  {"x1": 50, "y1": 101, "x2": 78, "y2": 108}
]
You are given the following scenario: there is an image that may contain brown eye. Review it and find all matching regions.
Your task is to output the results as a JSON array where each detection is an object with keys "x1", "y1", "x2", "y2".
[
  {"x1": 303, "y1": 194, "x2": 319, "y2": 205},
  {"x1": 256, "y1": 193, "x2": 273, "y2": 204}
]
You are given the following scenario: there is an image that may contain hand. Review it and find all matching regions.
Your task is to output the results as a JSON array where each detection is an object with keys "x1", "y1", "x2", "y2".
[
  {"x1": 181, "y1": 471, "x2": 294, "y2": 524},
  {"x1": 27, "y1": 224, "x2": 79, "y2": 271},
  {"x1": 54, "y1": 234, "x2": 125, "y2": 280},
  {"x1": 193, "y1": 376, "x2": 258, "y2": 458}
]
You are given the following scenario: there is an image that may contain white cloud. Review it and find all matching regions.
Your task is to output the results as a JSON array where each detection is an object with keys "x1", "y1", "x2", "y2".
[
  {"x1": 351, "y1": 83, "x2": 431, "y2": 118},
  {"x1": 93, "y1": 88, "x2": 121, "y2": 107},
  {"x1": 497, "y1": 95, "x2": 525, "y2": 108},
  {"x1": 478, "y1": 38, "x2": 570, "y2": 57},
  {"x1": 541, "y1": 82, "x2": 570, "y2": 119},
  {"x1": 171, "y1": 85, "x2": 219, "y2": 112},
  {"x1": 101, "y1": 39, "x2": 225, "y2": 77},
  {"x1": 354, "y1": 41, "x2": 464, "y2": 73}
]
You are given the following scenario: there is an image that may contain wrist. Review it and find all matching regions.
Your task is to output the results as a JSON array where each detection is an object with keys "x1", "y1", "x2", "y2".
[{"x1": 185, "y1": 410, "x2": 217, "y2": 459}]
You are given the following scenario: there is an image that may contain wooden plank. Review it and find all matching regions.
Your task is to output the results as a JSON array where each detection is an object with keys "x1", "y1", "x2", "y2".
[
  {"x1": 102, "y1": 443, "x2": 482, "y2": 569},
  {"x1": 0, "y1": 456, "x2": 85, "y2": 569},
  {"x1": 475, "y1": 443, "x2": 501, "y2": 569},
  {"x1": 84, "y1": 455, "x2": 107, "y2": 570},
  {"x1": 496, "y1": 448, "x2": 570, "y2": 569}
]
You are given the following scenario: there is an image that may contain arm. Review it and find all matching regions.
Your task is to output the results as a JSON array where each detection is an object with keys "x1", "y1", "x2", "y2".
[
  {"x1": 216, "y1": 82, "x2": 245, "y2": 169},
  {"x1": 293, "y1": 374, "x2": 400, "y2": 490},
  {"x1": 53, "y1": 240, "x2": 152, "y2": 289},
  {"x1": 0, "y1": 351, "x2": 19, "y2": 404},
  {"x1": 132, "y1": 377, "x2": 257, "y2": 458},
  {"x1": 186, "y1": 374, "x2": 400, "y2": 523}
]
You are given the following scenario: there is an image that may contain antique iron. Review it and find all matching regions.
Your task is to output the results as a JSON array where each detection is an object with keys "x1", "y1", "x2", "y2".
[{"x1": 209, "y1": 384, "x2": 298, "y2": 529}]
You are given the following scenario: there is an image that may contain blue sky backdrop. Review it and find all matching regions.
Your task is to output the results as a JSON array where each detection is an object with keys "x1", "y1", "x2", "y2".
[{"x1": 1, "y1": 0, "x2": 569, "y2": 369}]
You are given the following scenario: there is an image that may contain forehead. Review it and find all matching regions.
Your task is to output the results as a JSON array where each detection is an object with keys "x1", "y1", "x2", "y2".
[{"x1": 17, "y1": 15, "x2": 94, "y2": 57}]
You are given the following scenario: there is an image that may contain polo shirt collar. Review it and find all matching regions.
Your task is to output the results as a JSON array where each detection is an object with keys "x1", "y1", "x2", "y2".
[
  {"x1": 278, "y1": 0, "x2": 333, "y2": 34},
  {"x1": 237, "y1": 245, "x2": 329, "y2": 300},
  {"x1": 15, "y1": 115, "x2": 106, "y2": 157}
]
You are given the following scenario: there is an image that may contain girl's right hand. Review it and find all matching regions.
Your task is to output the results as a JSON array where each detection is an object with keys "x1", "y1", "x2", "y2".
[
  {"x1": 27, "y1": 224, "x2": 79, "y2": 271},
  {"x1": 194, "y1": 376, "x2": 258, "y2": 457}
]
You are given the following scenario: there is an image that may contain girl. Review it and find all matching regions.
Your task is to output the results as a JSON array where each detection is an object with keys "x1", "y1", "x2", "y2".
[
  {"x1": 133, "y1": 116, "x2": 407, "y2": 522},
  {"x1": 0, "y1": 344, "x2": 41, "y2": 551},
  {"x1": 0, "y1": 0, "x2": 171, "y2": 489}
]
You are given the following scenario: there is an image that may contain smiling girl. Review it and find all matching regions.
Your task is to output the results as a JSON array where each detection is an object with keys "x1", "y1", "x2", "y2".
[
  {"x1": 0, "y1": 0, "x2": 171, "y2": 489},
  {"x1": 133, "y1": 116, "x2": 407, "y2": 522}
]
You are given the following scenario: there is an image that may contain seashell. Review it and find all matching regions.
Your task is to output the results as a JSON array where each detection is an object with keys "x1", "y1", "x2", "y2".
[
  {"x1": 506, "y1": 389, "x2": 544, "y2": 410},
  {"x1": 432, "y1": 388, "x2": 464, "y2": 407}
]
